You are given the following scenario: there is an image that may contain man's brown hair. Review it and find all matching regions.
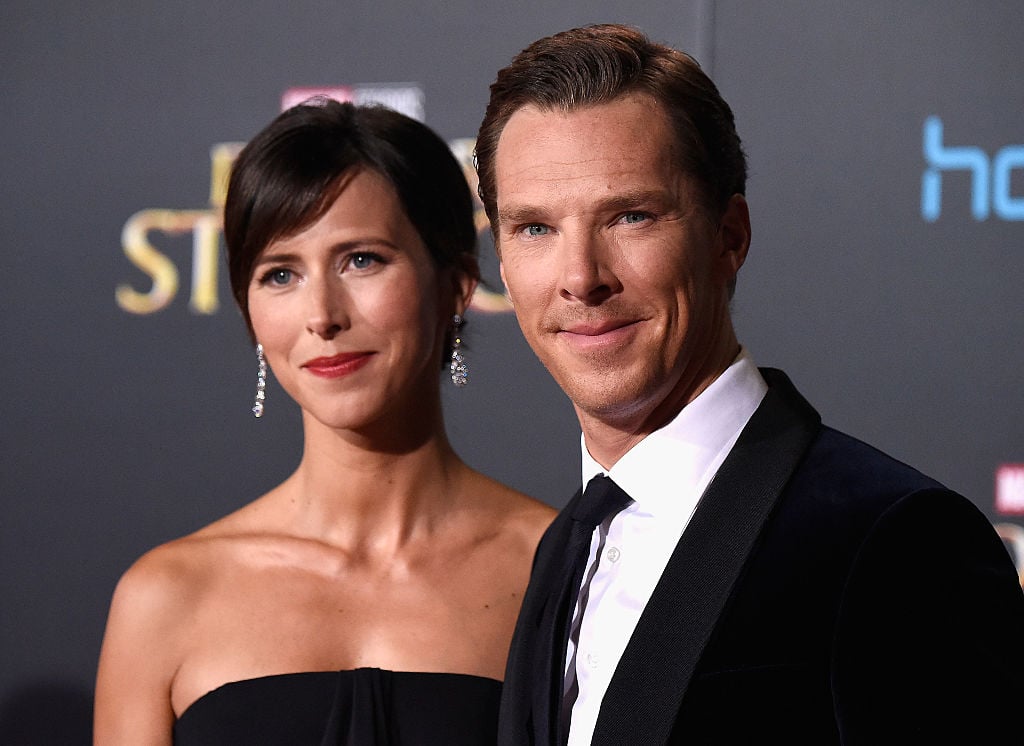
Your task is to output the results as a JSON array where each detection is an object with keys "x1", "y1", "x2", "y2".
[{"x1": 475, "y1": 24, "x2": 747, "y2": 228}]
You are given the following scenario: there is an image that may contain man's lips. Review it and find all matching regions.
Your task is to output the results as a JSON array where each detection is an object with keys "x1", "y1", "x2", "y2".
[
  {"x1": 561, "y1": 319, "x2": 636, "y2": 336},
  {"x1": 558, "y1": 319, "x2": 640, "y2": 350},
  {"x1": 302, "y1": 352, "x2": 373, "y2": 378}
]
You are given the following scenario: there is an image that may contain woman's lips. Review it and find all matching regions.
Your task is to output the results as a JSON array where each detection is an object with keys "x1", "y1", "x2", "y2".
[{"x1": 302, "y1": 352, "x2": 374, "y2": 378}]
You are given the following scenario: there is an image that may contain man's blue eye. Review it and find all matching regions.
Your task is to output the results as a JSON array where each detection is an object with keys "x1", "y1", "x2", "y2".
[
  {"x1": 524, "y1": 225, "x2": 549, "y2": 237},
  {"x1": 622, "y1": 212, "x2": 647, "y2": 224}
]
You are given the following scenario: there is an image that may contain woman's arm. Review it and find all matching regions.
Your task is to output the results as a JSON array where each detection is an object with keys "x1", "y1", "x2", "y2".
[{"x1": 94, "y1": 550, "x2": 187, "y2": 745}]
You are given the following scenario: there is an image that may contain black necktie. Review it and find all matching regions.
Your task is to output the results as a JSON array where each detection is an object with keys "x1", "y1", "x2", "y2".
[{"x1": 556, "y1": 474, "x2": 633, "y2": 742}]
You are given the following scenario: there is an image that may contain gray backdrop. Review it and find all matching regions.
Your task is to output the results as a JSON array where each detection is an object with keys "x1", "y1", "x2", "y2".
[{"x1": 3, "y1": 1, "x2": 1022, "y2": 741}]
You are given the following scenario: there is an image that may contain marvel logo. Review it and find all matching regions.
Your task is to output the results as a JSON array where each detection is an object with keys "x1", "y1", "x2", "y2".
[
  {"x1": 995, "y1": 464, "x2": 1024, "y2": 515},
  {"x1": 281, "y1": 84, "x2": 425, "y2": 121},
  {"x1": 281, "y1": 86, "x2": 355, "y2": 111}
]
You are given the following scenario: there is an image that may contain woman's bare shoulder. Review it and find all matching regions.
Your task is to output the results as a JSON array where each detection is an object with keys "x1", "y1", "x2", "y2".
[
  {"x1": 109, "y1": 497, "x2": 274, "y2": 618},
  {"x1": 463, "y1": 470, "x2": 557, "y2": 546},
  {"x1": 94, "y1": 508, "x2": 273, "y2": 743},
  {"x1": 110, "y1": 532, "x2": 221, "y2": 626}
]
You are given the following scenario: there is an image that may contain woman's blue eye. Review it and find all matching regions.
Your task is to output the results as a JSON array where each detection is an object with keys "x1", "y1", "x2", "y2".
[
  {"x1": 267, "y1": 269, "x2": 292, "y2": 285},
  {"x1": 350, "y1": 253, "x2": 379, "y2": 270}
]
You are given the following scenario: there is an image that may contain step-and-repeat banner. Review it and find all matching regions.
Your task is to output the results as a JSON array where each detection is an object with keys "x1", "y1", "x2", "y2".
[{"x1": 2, "y1": 1, "x2": 1021, "y2": 739}]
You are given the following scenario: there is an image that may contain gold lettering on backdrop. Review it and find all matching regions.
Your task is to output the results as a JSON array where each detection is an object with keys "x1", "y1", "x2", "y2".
[
  {"x1": 116, "y1": 143, "x2": 244, "y2": 315},
  {"x1": 116, "y1": 210, "x2": 181, "y2": 313},
  {"x1": 449, "y1": 138, "x2": 513, "y2": 313},
  {"x1": 208, "y1": 142, "x2": 237, "y2": 208},
  {"x1": 117, "y1": 140, "x2": 512, "y2": 314}
]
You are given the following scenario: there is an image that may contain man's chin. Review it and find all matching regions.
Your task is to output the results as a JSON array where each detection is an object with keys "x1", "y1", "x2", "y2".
[{"x1": 568, "y1": 386, "x2": 652, "y2": 427}]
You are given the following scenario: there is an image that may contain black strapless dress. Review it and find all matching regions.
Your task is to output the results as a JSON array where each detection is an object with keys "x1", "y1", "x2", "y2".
[{"x1": 172, "y1": 668, "x2": 501, "y2": 745}]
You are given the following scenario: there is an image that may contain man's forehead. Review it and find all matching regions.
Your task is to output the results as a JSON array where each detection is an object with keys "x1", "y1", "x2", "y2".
[
  {"x1": 499, "y1": 94, "x2": 664, "y2": 139},
  {"x1": 493, "y1": 98, "x2": 684, "y2": 207}
]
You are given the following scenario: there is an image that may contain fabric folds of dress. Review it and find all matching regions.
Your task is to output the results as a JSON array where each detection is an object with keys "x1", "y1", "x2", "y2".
[
  {"x1": 322, "y1": 666, "x2": 391, "y2": 745},
  {"x1": 172, "y1": 667, "x2": 501, "y2": 745}
]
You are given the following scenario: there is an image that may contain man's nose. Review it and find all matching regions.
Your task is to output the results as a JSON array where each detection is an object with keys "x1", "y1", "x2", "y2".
[{"x1": 559, "y1": 231, "x2": 622, "y2": 305}]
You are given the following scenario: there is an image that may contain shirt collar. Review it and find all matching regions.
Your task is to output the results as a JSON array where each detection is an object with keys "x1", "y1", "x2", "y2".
[{"x1": 581, "y1": 348, "x2": 767, "y2": 518}]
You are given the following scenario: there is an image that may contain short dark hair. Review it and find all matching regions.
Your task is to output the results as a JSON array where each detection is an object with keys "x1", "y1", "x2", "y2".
[
  {"x1": 475, "y1": 23, "x2": 746, "y2": 226},
  {"x1": 224, "y1": 99, "x2": 478, "y2": 335}
]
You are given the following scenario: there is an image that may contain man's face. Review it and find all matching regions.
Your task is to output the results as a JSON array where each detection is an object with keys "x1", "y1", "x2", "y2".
[{"x1": 494, "y1": 93, "x2": 749, "y2": 436}]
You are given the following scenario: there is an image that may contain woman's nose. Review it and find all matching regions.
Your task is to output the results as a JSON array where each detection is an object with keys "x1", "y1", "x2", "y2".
[{"x1": 305, "y1": 279, "x2": 348, "y2": 339}]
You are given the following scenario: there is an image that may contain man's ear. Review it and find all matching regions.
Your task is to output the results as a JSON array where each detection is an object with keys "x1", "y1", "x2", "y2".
[
  {"x1": 498, "y1": 260, "x2": 514, "y2": 308},
  {"x1": 717, "y1": 193, "x2": 751, "y2": 282}
]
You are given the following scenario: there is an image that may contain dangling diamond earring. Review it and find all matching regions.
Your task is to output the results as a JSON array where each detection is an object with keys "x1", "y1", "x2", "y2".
[
  {"x1": 450, "y1": 315, "x2": 468, "y2": 387},
  {"x1": 252, "y1": 343, "x2": 267, "y2": 417}
]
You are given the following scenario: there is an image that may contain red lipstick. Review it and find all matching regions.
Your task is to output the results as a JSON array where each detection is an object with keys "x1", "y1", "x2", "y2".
[{"x1": 302, "y1": 352, "x2": 373, "y2": 378}]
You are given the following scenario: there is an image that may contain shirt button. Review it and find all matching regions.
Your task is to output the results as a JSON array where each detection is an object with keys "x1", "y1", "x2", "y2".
[
  {"x1": 586, "y1": 653, "x2": 599, "y2": 668},
  {"x1": 607, "y1": 546, "x2": 621, "y2": 563}
]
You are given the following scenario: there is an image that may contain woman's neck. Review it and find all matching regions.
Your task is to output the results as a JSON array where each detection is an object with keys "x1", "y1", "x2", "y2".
[{"x1": 270, "y1": 411, "x2": 467, "y2": 556}]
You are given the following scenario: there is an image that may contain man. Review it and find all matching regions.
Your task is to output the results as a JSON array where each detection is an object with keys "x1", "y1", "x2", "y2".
[{"x1": 475, "y1": 24, "x2": 1024, "y2": 745}]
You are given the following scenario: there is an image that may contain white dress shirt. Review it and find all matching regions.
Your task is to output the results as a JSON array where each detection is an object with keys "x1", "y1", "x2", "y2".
[{"x1": 564, "y1": 350, "x2": 768, "y2": 746}]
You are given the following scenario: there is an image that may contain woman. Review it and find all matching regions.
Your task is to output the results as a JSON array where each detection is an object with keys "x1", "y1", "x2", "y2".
[{"x1": 94, "y1": 100, "x2": 555, "y2": 744}]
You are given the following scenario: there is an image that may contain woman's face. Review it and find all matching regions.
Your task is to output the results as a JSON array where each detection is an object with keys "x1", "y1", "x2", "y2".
[{"x1": 247, "y1": 168, "x2": 474, "y2": 432}]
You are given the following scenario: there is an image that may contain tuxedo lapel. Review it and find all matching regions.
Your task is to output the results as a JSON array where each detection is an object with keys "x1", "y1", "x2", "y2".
[
  {"x1": 591, "y1": 369, "x2": 821, "y2": 744},
  {"x1": 537, "y1": 494, "x2": 584, "y2": 742},
  {"x1": 498, "y1": 489, "x2": 585, "y2": 745}
]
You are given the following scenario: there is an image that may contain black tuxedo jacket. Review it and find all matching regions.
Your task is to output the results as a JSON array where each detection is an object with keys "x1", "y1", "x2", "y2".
[{"x1": 499, "y1": 369, "x2": 1024, "y2": 744}]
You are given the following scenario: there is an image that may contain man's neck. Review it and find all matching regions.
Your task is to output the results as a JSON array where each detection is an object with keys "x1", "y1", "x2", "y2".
[{"x1": 577, "y1": 340, "x2": 742, "y2": 470}]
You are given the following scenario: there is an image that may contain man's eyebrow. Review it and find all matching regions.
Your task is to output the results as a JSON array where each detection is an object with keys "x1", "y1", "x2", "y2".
[
  {"x1": 496, "y1": 204, "x2": 546, "y2": 226},
  {"x1": 496, "y1": 189, "x2": 676, "y2": 226},
  {"x1": 596, "y1": 188, "x2": 676, "y2": 211}
]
